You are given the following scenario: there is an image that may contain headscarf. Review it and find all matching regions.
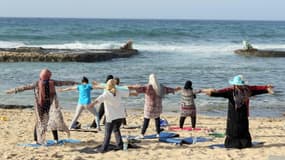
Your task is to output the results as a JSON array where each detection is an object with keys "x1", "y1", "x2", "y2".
[
  {"x1": 38, "y1": 69, "x2": 55, "y2": 108},
  {"x1": 184, "y1": 80, "x2": 192, "y2": 90},
  {"x1": 106, "y1": 79, "x2": 116, "y2": 96},
  {"x1": 148, "y1": 74, "x2": 164, "y2": 97}
]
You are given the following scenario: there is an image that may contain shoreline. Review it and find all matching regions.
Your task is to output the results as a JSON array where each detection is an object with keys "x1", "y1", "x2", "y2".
[{"x1": 1, "y1": 104, "x2": 284, "y2": 118}]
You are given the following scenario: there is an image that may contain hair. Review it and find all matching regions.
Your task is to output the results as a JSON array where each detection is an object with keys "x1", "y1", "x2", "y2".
[
  {"x1": 81, "y1": 76, "x2": 89, "y2": 83},
  {"x1": 105, "y1": 75, "x2": 114, "y2": 83},
  {"x1": 114, "y1": 77, "x2": 120, "y2": 85},
  {"x1": 184, "y1": 80, "x2": 192, "y2": 90},
  {"x1": 106, "y1": 79, "x2": 116, "y2": 96}
]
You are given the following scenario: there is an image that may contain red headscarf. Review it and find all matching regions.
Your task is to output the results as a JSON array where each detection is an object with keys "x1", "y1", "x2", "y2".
[{"x1": 38, "y1": 69, "x2": 55, "y2": 106}]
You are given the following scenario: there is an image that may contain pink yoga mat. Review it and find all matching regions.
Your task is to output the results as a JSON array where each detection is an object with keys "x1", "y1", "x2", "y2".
[{"x1": 168, "y1": 126, "x2": 202, "y2": 131}]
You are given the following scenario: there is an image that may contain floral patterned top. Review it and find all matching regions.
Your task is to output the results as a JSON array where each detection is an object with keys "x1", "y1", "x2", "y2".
[{"x1": 136, "y1": 84, "x2": 175, "y2": 119}]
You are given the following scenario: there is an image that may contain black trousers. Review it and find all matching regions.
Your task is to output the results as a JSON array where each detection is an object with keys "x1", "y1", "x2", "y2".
[
  {"x1": 100, "y1": 118, "x2": 123, "y2": 151},
  {"x1": 90, "y1": 103, "x2": 105, "y2": 128},
  {"x1": 34, "y1": 126, "x2": 58, "y2": 142},
  {"x1": 179, "y1": 116, "x2": 196, "y2": 128},
  {"x1": 122, "y1": 118, "x2": 127, "y2": 125},
  {"x1": 141, "y1": 117, "x2": 160, "y2": 135}
]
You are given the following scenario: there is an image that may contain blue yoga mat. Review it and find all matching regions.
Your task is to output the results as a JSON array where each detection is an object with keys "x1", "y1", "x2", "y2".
[
  {"x1": 159, "y1": 137, "x2": 212, "y2": 145},
  {"x1": 17, "y1": 139, "x2": 81, "y2": 147},
  {"x1": 143, "y1": 132, "x2": 179, "y2": 139},
  {"x1": 209, "y1": 141, "x2": 265, "y2": 149}
]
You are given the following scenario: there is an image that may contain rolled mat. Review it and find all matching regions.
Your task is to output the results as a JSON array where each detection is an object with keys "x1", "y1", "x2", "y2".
[{"x1": 168, "y1": 126, "x2": 202, "y2": 131}]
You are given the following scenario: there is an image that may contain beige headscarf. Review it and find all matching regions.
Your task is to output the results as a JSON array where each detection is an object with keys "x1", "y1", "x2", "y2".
[
  {"x1": 148, "y1": 74, "x2": 163, "y2": 97},
  {"x1": 106, "y1": 79, "x2": 116, "y2": 96}
]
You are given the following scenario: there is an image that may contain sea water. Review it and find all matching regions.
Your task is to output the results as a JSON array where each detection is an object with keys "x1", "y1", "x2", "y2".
[{"x1": 0, "y1": 18, "x2": 284, "y2": 117}]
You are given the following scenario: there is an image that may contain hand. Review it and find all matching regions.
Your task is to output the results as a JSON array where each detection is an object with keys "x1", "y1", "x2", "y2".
[
  {"x1": 129, "y1": 84, "x2": 141, "y2": 89},
  {"x1": 130, "y1": 91, "x2": 138, "y2": 96},
  {"x1": 92, "y1": 81, "x2": 99, "y2": 85},
  {"x1": 5, "y1": 89, "x2": 15, "y2": 94},
  {"x1": 88, "y1": 102, "x2": 95, "y2": 109},
  {"x1": 175, "y1": 87, "x2": 182, "y2": 92},
  {"x1": 201, "y1": 88, "x2": 216, "y2": 96},
  {"x1": 267, "y1": 84, "x2": 274, "y2": 94},
  {"x1": 57, "y1": 88, "x2": 63, "y2": 92}
]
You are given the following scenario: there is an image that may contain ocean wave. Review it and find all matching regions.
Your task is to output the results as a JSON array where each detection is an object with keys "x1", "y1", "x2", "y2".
[
  {"x1": 0, "y1": 41, "x2": 25, "y2": 48},
  {"x1": 1, "y1": 40, "x2": 285, "y2": 54}
]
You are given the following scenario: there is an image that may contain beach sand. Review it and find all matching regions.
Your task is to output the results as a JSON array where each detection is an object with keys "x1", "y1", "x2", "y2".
[{"x1": 0, "y1": 108, "x2": 285, "y2": 160}]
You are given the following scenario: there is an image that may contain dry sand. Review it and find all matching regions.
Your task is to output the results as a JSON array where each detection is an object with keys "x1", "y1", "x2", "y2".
[{"x1": 0, "y1": 108, "x2": 285, "y2": 160}]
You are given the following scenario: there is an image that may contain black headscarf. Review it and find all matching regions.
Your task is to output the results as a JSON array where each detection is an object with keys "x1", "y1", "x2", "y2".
[{"x1": 184, "y1": 80, "x2": 192, "y2": 90}]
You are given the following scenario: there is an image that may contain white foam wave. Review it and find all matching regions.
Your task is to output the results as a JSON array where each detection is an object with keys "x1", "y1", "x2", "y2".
[
  {"x1": 1, "y1": 40, "x2": 285, "y2": 54},
  {"x1": 136, "y1": 42, "x2": 285, "y2": 54},
  {"x1": 135, "y1": 43, "x2": 239, "y2": 54},
  {"x1": 32, "y1": 41, "x2": 122, "y2": 49},
  {"x1": 0, "y1": 41, "x2": 25, "y2": 48}
]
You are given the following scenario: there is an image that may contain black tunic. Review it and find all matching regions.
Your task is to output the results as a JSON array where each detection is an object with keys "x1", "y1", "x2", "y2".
[{"x1": 211, "y1": 86, "x2": 268, "y2": 149}]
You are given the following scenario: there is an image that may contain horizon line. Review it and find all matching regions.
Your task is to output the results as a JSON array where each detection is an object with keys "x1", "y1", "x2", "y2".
[{"x1": 0, "y1": 16, "x2": 285, "y2": 22}]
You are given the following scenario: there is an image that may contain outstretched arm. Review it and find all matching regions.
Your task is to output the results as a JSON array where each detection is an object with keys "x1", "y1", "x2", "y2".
[
  {"x1": 88, "y1": 94, "x2": 105, "y2": 109},
  {"x1": 201, "y1": 87, "x2": 233, "y2": 98},
  {"x1": 6, "y1": 83, "x2": 36, "y2": 94},
  {"x1": 164, "y1": 86, "x2": 181, "y2": 95},
  {"x1": 58, "y1": 85, "x2": 77, "y2": 92},
  {"x1": 92, "y1": 81, "x2": 105, "y2": 89},
  {"x1": 250, "y1": 85, "x2": 274, "y2": 96},
  {"x1": 54, "y1": 80, "x2": 79, "y2": 87}
]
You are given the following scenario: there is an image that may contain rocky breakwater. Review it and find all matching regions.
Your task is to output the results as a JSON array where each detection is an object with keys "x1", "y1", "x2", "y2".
[
  {"x1": 234, "y1": 48, "x2": 285, "y2": 57},
  {"x1": 0, "y1": 46, "x2": 139, "y2": 62}
]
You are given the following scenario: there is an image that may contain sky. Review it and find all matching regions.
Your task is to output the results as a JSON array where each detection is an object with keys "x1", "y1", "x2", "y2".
[{"x1": 0, "y1": 0, "x2": 284, "y2": 21}]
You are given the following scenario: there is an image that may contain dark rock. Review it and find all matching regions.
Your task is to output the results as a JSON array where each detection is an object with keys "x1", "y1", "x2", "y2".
[
  {"x1": 0, "y1": 46, "x2": 139, "y2": 62},
  {"x1": 0, "y1": 104, "x2": 33, "y2": 109},
  {"x1": 234, "y1": 48, "x2": 285, "y2": 57}
]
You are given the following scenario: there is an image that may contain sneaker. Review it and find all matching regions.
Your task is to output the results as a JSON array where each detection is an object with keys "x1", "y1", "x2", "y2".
[{"x1": 156, "y1": 134, "x2": 160, "y2": 138}]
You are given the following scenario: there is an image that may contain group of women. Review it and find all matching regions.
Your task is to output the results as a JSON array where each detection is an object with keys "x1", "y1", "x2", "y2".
[{"x1": 6, "y1": 69, "x2": 274, "y2": 152}]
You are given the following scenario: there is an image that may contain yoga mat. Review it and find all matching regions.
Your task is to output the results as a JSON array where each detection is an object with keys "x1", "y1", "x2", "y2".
[
  {"x1": 209, "y1": 141, "x2": 265, "y2": 149},
  {"x1": 168, "y1": 126, "x2": 202, "y2": 131},
  {"x1": 17, "y1": 139, "x2": 81, "y2": 148},
  {"x1": 143, "y1": 132, "x2": 179, "y2": 139},
  {"x1": 182, "y1": 137, "x2": 212, "y2": 144},
  {"x1": 208, "y1": 132, "x2": 225, "y2": 138},
  {"x1": 145, "y1": 132, "x2": 179, "y2": 139},
  {"x1": 159, "y1": 137, "x2": 212, "y2": 145}
]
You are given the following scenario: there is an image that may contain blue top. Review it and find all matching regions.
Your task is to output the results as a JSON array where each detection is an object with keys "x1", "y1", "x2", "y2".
[{"x1": 77, "y1": 84, "x2": 93, "y2": 105}]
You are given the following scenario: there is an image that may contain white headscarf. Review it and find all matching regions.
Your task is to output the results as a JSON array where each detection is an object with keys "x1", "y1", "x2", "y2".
[{"x1": 148, "y1": 74, "x2": 163, "y2": 97}]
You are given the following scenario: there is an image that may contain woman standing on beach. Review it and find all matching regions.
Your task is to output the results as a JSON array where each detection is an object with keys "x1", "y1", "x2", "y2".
[
  {"x1": 203, "y1": 75, "x2": 274, "y2": 149},
  {"x1": 6, "y1": 69, "x2": 78, "y2": 144},
  {"x1": 135, "y1": 74, "x2": 181, "y2": 138},
  {"x1": 179, "y1": 80, "x2": 201, "y2": 129},
  {"x1": 58, "y1": 76, "x2": 101, "y2": 131},
  {"x1": 88, "y1": 79, "x2": 137, "y2": 153}
]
